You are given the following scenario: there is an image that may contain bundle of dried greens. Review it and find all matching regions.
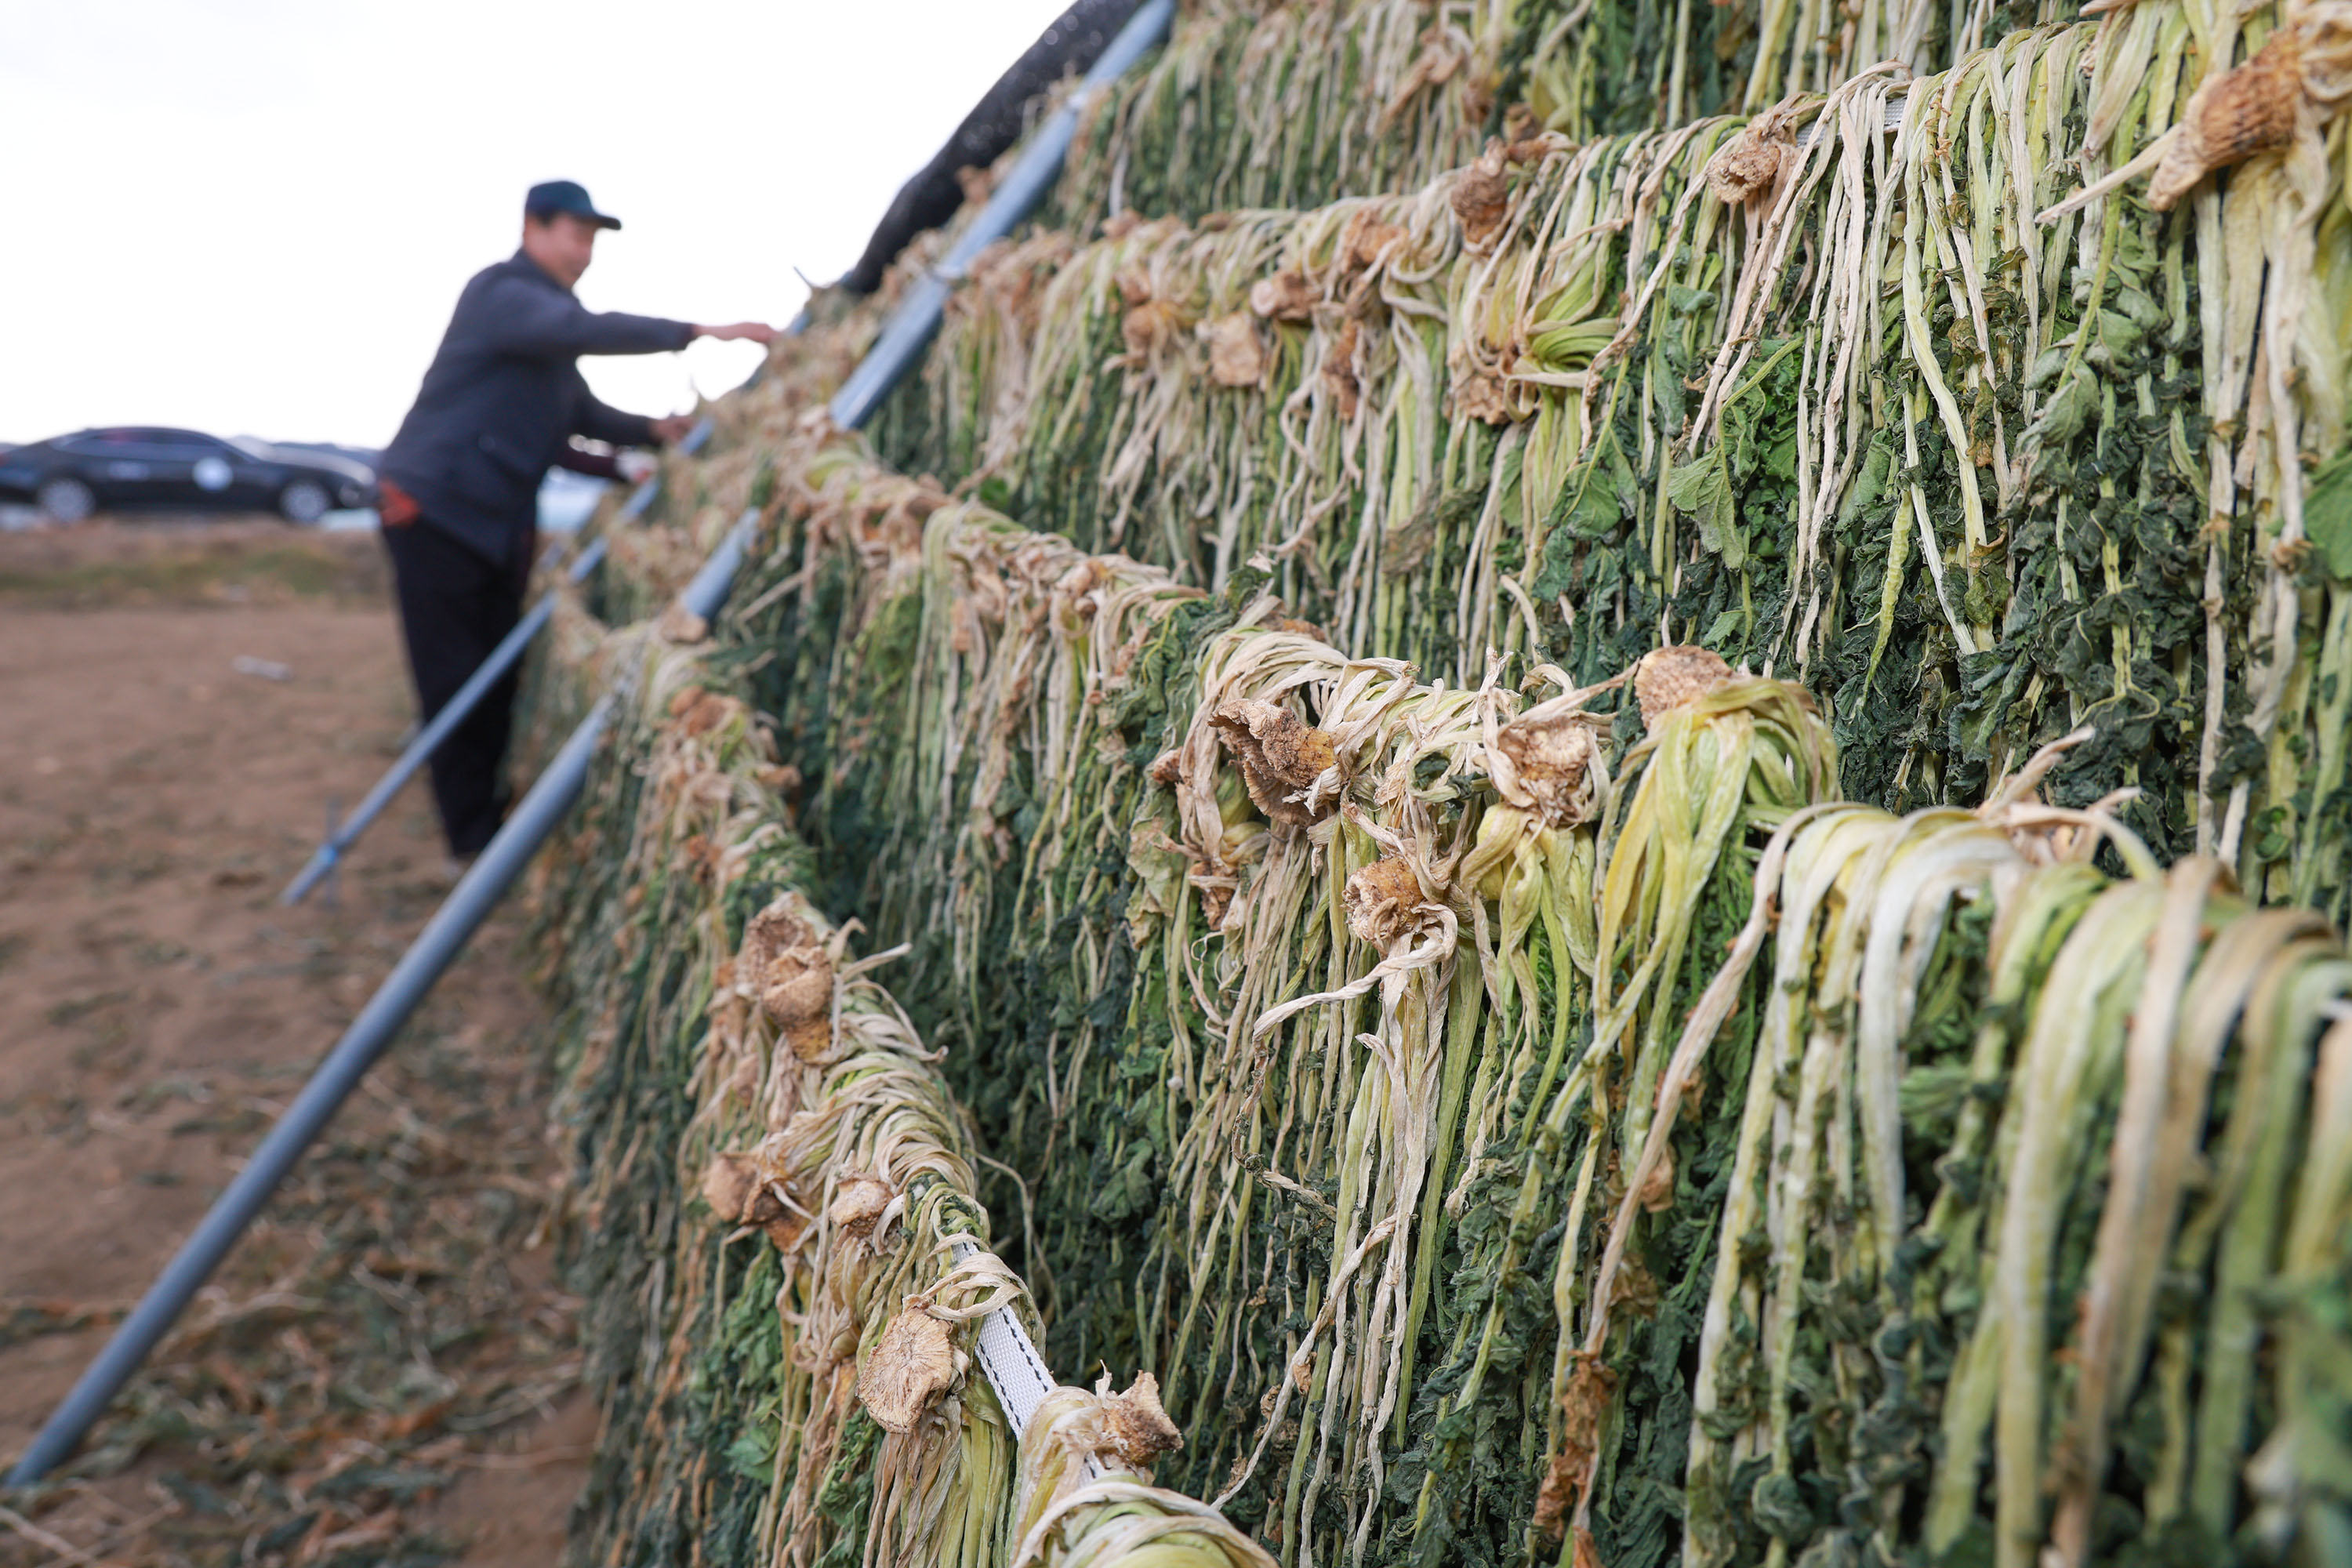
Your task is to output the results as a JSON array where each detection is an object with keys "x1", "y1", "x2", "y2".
[
  {"x1": 514, "y1": 0, "x2": 2352, "y2": 1563},
  {"x1": 849, "y1": 2, "x2": 2352, "y2": 922}
]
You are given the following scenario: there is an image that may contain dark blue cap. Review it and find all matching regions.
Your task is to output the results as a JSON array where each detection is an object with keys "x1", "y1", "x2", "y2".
[{"x1": 524, "y1": 180, "x2": 621, "y2": 230}]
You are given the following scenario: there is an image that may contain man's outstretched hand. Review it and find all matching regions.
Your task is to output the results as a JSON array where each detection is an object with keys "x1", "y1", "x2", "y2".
[
  {"x1": 693, "y1": 321, "x2": 780, "y2": 345},
  {"x1": 648, "y1": 322, "x2": 780, "y2": 445}
]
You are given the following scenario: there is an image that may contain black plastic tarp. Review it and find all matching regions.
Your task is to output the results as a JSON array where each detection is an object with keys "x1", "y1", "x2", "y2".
[{"x1": 837, "y1": 0, "x2": 1145, "y2": 294}]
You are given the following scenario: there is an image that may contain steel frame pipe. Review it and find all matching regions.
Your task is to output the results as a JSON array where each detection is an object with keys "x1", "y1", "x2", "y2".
[
  {"x1": 9, "y1": 503, "x2": 758, "y2": 1490},
  {"x1": 6, "y1": 698, "x2": 614, "y2": 1488}
]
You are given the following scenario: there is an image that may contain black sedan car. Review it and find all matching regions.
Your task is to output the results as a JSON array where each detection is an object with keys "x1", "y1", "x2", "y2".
[{"x1": 0, "y1": 427, "x2": 375, "y2": 524}]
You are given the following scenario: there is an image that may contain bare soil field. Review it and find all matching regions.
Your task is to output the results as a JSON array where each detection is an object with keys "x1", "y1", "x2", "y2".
[{"x1": 0, "y1": 519, "x2": 591, "y2": 1566}]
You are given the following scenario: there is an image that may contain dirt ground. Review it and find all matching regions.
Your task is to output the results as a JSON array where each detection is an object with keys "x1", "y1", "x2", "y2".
[{"x1": 0, "y1": 519, "x2": 593, "y2": 1566}]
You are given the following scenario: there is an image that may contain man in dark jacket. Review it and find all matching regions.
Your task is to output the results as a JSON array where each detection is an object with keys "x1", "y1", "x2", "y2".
[{"x1": 378, "y1": 179, "x2": 775, "y2": 862}]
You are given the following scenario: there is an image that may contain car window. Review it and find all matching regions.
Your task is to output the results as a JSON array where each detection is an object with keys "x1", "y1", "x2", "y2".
[
  {"x1": 136, "y1": 428, "x2": 191, "y2": 444},
  {"x1": 55, "y1": 429, "x2": 224, "y2": 459}
]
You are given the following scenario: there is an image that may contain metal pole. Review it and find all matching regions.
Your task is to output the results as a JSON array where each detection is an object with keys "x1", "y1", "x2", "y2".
[
  {"x1": 676, "y1": 509, "x2": 760, "y2": 621},
  {"x1": 9, "y1": 512, "x2": 763, "y2": 1489},
  {"x1": 9, "y1": 1, "x2": 1174, "y2": 1483},
  {"x1": 281, "y1": 419, "x2": 717, "y2": 905},
  {"x1": 7, "y1": 699, "x2": 612, "y2": 1489},
  {"x1": 321, "y1": 797, "x2": 341, "y2": 911}
]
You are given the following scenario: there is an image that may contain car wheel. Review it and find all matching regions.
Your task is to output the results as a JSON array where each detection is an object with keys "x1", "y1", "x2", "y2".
[
  {"x1": 278, "y1": 478, "x2": 331, "y2": 524},
  {"x1": 36, "y1": 476, "x2": 96, "y2": 524}
]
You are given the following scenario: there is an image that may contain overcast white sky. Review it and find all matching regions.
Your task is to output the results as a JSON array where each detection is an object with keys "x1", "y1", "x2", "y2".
[{"x1": 0, "y1": 0, "x2": 1075, "y2": 449}]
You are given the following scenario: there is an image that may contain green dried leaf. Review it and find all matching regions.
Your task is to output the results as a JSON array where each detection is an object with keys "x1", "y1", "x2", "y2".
[
  {"x1": 2307, "y1": 450, "x2": 2352, "y2": 581},
  {"x1": 1670, "y1": 448, "x2": 1744, "y2": 568}
]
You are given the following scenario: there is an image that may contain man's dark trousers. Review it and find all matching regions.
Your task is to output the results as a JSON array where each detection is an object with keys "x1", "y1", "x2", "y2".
[{"x1": 381, "y1": 519, "x2": 534, "y2": 857}]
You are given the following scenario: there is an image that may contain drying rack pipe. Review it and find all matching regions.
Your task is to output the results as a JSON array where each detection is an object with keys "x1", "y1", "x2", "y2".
[
  {"x1": 4, "y1": 510, "x2": 755, "y2": 1490},
  {"x1": 5, "y1": 692, "x2": 617, "y2": 1489},
  {"x1": 7, "y1": 0, "x2": 1174, "y2": 1489}
]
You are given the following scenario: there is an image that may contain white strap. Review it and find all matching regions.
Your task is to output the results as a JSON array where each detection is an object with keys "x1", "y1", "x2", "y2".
[{"x1": 949, "y1": 1238, "x2": 1105, "y2": 1479}]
